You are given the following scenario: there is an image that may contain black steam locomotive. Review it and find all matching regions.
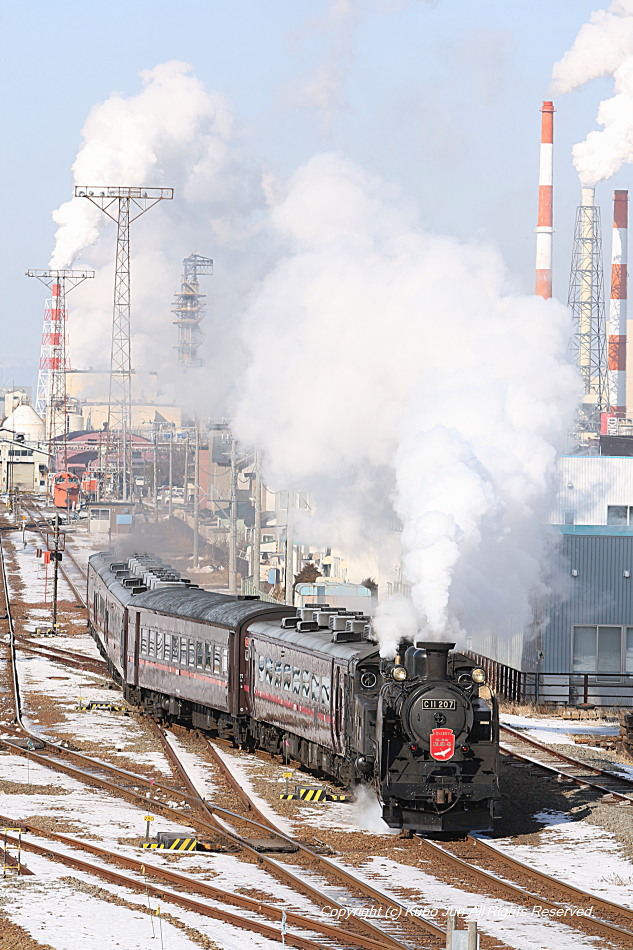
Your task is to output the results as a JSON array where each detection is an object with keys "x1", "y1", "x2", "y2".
[{"x1": 87, "y1": 553, "x2": 501, "y2": 833}]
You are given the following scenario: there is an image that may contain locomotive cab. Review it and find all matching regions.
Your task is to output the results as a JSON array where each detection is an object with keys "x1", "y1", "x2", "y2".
[{"x1": 376, "y1": 640, "x2": 501, "y2": 834}]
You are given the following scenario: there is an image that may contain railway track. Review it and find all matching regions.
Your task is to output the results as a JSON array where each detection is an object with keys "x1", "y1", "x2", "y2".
[
  {"x1": 18, "y1": 494, "x2": 88, "y2": 606},
  {"x1": 0, "y1": 531, "x2": 432, "y2": 950},
  {"x1": 153, "y1": 725, "x2": 448, "y2": 949},
  {"x1": 12, "y1": 634, "x2": 108, "y2": 676},
  {"x1": 500, "y1": 722, "x2": 633, "y2": 803},
  {"x1": 416, "y1": 834, "x2": 633, "y2": 946}
]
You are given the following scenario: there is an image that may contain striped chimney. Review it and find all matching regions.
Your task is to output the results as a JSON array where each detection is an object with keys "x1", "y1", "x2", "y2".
[
  {"x1": 535, "y1": 101, "x2": 554, "y2": 298},
  {"x1": 609, "y1": 190, "x2": 628, "y2": 416}
]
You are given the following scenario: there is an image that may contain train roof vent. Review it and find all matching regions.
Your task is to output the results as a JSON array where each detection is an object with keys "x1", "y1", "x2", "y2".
[
  {"x1": 315, "y1": 609, "x2": 337, "y2": 628},
  {"x1": 304, "y1": 602, "x2": 330, "y2": 609},
  {"x1": 345, "y1": 619, "x2": 367, "y2": 635},
  {"x1": 281, "y1": 617, "x2": 298, "y2": 629},
  {"x1": 332, "y1": 629, "x2": 364, "y2": 643},
  {"x1": 297, "y1": 620, "x2": 319, "y2": 633},
  {"x1": 329, "y1": 614, "x2": 350, "y2": 632},
  {"x1": 364, "y1": 623, "x2": 376, "y2": 641},
  {"x1": 109, "y1": 562, "x2": 126, "y2": 572},
  {"x1": 123, "y1": 578, "x2": 147, "y2": 592}
]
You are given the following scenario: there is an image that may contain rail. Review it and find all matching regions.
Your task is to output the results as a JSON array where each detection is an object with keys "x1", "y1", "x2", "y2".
[{"x1": 465, "y1": 651, "x2": 633, "y2": 707}]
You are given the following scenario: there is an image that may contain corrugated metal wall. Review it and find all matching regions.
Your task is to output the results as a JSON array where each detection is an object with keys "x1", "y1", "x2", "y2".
[
  {"x1": 551, "y1": 456, "x2": 633, "y2": 525},
  {"x1": 542, "y1": 532, "x2": 633, "y2": 672}
]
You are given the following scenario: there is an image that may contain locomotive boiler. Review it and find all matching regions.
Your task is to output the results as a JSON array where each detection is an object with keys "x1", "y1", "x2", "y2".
[{"x1": 87, "y1": 552, "x2": 501, "y2": 834}]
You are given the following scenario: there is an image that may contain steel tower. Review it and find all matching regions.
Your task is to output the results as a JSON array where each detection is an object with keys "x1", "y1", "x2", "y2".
[
  {"x1": 568, "y1": 187, "x2": 609, "y2": 427},
  {"x1": 75, "y1": 186, "x2": 173, "y2": 498},
  {"x1": 172, "y1": 253, "x2": 213, "y2": 368},
  {"x1": 28, "y1": 269, "x2": 94, "y2": 468}
]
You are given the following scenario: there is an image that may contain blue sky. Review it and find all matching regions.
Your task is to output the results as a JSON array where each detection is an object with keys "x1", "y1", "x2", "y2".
[{"x1": 0, "y1": 0, "x2": 624, "y2": 391}]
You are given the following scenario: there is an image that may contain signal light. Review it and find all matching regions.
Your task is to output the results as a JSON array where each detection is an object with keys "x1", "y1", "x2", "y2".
[
  {"x1": 461, "y1": 745, "x2": 469, "y2": 753},
  {"x1": 410, "y1": 744, "x2": 418, "y2": 752}
]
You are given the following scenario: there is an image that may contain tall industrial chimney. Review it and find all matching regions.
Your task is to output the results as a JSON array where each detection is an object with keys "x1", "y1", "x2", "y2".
[
  {"x1": 609, "y1": 190, "x2": 628, "y2": 417},
  {"x1": 535, "y1": 101, "x2": 554, "y2": 298}
]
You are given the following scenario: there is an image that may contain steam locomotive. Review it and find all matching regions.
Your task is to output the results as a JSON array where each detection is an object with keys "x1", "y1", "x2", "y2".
[{"x1": 87, "y1": 552, "x2": 501, "y2": 833}]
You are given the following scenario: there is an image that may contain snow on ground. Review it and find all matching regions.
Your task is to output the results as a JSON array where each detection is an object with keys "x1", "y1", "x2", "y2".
[
  {"x1": 479, "y1": 810, "x2": 633, "y2": 909},
  {"x1": 2, "y1": 845, "x2": 296, "y2": 950},
  {"x1": 501, "y1": 713, "x2": 619, "y2": 744},
  {"x1": 7, "y1": 530, "x2": 75, "y2": 603},
  {"x1": 353, "y1": 856, "x2": 607, "y2": 950},
  {"x1": 208, "y1": 743, "x2": 297, "y2": 836}
]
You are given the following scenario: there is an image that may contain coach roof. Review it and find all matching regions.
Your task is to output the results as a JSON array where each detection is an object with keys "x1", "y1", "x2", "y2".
[{"x1": 130, "y1": 587, "x2": 294, "y2": 629}]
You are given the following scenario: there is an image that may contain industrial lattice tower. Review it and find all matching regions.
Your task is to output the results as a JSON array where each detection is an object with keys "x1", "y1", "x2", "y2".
[
  {"x1": 172, "y1": 254, "x2": 213, "y2": 369},
  {"x1": 568, "y1": 187, "x2": 609, "y2": 427}
]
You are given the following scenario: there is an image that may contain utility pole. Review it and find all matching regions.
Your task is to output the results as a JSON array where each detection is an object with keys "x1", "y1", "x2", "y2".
[
  {"x1": 75, "y1": 186, "x2": 173, "y2": 499},
  {"x1": 168, "y1": 434, "x2": 173, "y2": 518},
  {"x1": 153, "y1": 425, "x2": 158, "y2": 521},
  {"x1": 251, "y1": 451, "x2": 261, "y2": 589},
  {"x1": 184, "y1": 432, "x2": 189, "y2": 506},
  {"x1": 284, "y1": 492, "x2": 294, "y2": 606},
  {"x1": 228, "y1": 435, "x2": 237, "y2": 594},
  {"x1": 49, "y1": 515, "x2": 64, "y2": 633},
  {"x1": 193, "y1": 423, "x2": 200, "y2": 570}
]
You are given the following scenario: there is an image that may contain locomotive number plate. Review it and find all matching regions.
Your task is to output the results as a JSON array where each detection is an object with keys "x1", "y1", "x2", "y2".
[{"x1": 421, "y1": 699, "x2": 456, "y2": 709}]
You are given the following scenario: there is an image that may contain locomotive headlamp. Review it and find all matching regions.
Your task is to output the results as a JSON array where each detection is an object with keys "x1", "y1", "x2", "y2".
[
  {"x1": 471, "y1": 668, "x2": 486, "y2": 684},
  {"x1": 392, "y1": 666, "x2": 407, "y2": 682}
]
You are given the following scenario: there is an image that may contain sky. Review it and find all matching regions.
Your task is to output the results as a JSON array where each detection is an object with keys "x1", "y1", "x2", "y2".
[{"x1": 0, "y1": 0, "x2": 626, "y2": 394}]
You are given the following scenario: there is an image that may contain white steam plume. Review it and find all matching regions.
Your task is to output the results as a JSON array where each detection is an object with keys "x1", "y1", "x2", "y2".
[
  {"x1": 232, "y1": 153, "x2": 580, "y2": 652},
  {"x1": 48, "y1": 62, "x2": 267, "y2": 411},
  {"x1": 551, "y1": 1, "x2": 633, "y2": 186}
]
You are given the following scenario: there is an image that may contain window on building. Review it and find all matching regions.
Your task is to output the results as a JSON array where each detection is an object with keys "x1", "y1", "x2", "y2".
[
  {"x1": 572, "y1": 625, "x2": 626, "y2": 672},
  {"x1": 606, "y1": 505, "x2": 633, "y2": 526},
  {"x1": 563, "y1": 510, "x2": 575, "y2": 525}
]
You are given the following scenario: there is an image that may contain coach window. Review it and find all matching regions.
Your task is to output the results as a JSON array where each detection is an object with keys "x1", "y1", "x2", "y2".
[
  {"x1": 321, "y1": 676, "x2": 331, "y2": 705},
  {"x1": 163, "y1": 634, "x2": 171, "y2": 661},
  {"x1": 302, "y1": 669, "x2": 310, "y2": 698},
  {"x1": 213, "y1": 645, "x2": 221, "y2": 674},
  {"x1": 188, "y1": 640, "x2": 195, "y2": 666},
  {"x1": 311, "y1": 674, "x2": 320, "y2": 703},
  {"x1": 292, "y1": 667, "x2": 300, "y2": 694},
  {"x1": 141, "y1": 627, "x2": 148, "y2": 655},
  {"x1": 204, "y1": 643, "x2": 212, "y2": 669},
  {"x1": 149, "y1": 630, "x2": 155, "y2": 656},
  {"x1": 196, "y1": 641, "x2": 203, "y2": 668},
  {"x1": 222, "y1": 647, "x2": 228, "y2": 674},
  {"x1": 172, "y1": 636, "x2": 179, "y2": 663},
  {"x1": 180, "y1": 637, "x2": 187, "y2": 666},
  {"x1": 156, "y1": 631, "x2": 163, "y2": 657},
  {"x1": 265, "y1": 657, "x2": 273, "y2": 685},
  {"x1": 274, "y1": 660, "x2": 282, "y2": 688},
  {"x1": 258, "y1": 656, "x2": 265, "y2": 681},
  {"x1": 283, "y1": 663, "x2": 292, "y2": 691}
]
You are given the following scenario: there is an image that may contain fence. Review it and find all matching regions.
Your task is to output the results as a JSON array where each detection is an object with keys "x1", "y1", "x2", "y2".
[{"x1": 464, "y1": 651, "x2": 633, "y2": 707}]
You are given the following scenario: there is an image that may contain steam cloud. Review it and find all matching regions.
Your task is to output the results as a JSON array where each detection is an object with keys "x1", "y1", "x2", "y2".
[
  {"x1": 232, "y1": 153, "x2": 580, "y2": 650},
  {"x1": 552, "y1": 1, "x2": 633, "y2": 186},
  {"x1": 48, "y1": 61, "x2": 267, "y2": 408}
]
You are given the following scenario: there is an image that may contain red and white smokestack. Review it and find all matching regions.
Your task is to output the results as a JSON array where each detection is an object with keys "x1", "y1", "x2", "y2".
[
  {"x1": 608, "y1": 190, "x2": 628, "y2": 416},
  {"x1": 535, "y1": 101, "x2": 554, "y2": 298}
]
